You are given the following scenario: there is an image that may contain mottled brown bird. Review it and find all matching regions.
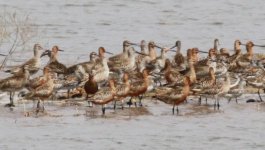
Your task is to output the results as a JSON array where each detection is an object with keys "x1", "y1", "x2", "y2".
[
  {"x1": 0, "y1": 65, "x2": 30, "y2": 107},
  {"x1": 153, "y1": 76, "x2": 191, "y2": 114}
]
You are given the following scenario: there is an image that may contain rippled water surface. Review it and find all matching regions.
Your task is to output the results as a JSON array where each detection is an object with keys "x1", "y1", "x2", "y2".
[{"x1": 0, "y1": 0, "x2": 265, "y2": 149}]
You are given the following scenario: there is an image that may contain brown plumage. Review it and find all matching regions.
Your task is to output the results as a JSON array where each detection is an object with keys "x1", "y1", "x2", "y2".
[
  {"x1": 136, "y1": 40, "x2": 148, "y2": 64},
  {"x1": 0, "y1": 65, "x2": 30, "y2": 107},
  {"x1": 27, "y1": 67, "x2": 50, "y2": 90},
  {"x1": 238, "y1": 41, "x2": 254, "y2": 63},
  {"x1": 84, "y1": 73, "x2": 98, "y2": 99},
  {"x1": 195, "y1": 48, "x2": 216, "y2": 67},
  {"x1": 162, "y1": 59, "x2": 181, "y2": 84},
  {"x1": 128, "y1": 69, "x2": 149, "y2": 106},
  {"x1": 89, "y1": 79, "x2": 116, "y2": 115},
  {"x1": 25, "y1": 67, "x2": 54, "y2": 113},
  {"x1": 113, "y1": 72, "x2": 130, "y2": 109},
  {"x1": 67, "y1": 52, "x2": 98, "y2": 74},
  {"x1": 213, "y1": 38, "x2": 220, "y2": 54},
  {"x1": 198, "y1": 73, "x2": 232, "y2": 110},
  {"x1": 108, "y1": 40, "x2": 134, "y2": 62},
  {"x1": 153, "y1": 76, "x2": 191, "y2": 114},
  {"x1": 147, "y1": 41, "x2": 158, "y2": 61},
  {"x1": 173, "y1": 41, "x2": 185, "y2": 67},
  {"x1": 192, "y1": 67, "x2": 216, "y2": 95},
  {"x1": 5, "y1": 44, "x2": 43, "y2": 75},
  {"x1": 42, "y1": 46, "x2": 67, "y2": 75}
]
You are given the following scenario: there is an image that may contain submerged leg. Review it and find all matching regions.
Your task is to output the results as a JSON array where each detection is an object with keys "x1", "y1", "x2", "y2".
[
  {"x1": 172, "y1": 104, "x2": 175, "y2": 115},
  {"x1": 113, "y1": 100, "x2": 117, "y2": 110},
  {"x1": 214, "y1": 96, "x2": 217, "y2": 110},
  {"x1": 258, "y1": 89, "x2": 263, "y2": 102},
  {"x1": 138, "y1": 95, "x2": 143, "y2": 107},
  {"x1": 127, "y1": 97, "x2": 133, "y2": 107},
  {"x1": 42, "y1": 100, "x2": 45, "y2": 112},
  {"x1": 176, "y1": 106, "x2": 179, "y2": 115},
  {"x1": 102, "y1": 105, "x2": 106, "y2": 115},
  {"x1": 121, "y1": 99, "x2": 124, "y2": 110},
  {"x1": 217, "y1": 97, "x2": 220, "y2": 110},
  {"x1": 5, "y1": 92, "x2": 15, "y2": 107},
  {"x1": 67, "y1": 90, "x2": 70, "y2": 99},
  {"x1": 36, "y1": 100, "x2": 40, "y2": 115},
  {"x1": 228, "y1": 98, "x2": 231, "y2": 103},
  {"x1": 198, "y1": 96, "x2": 202, "y2": 105}
]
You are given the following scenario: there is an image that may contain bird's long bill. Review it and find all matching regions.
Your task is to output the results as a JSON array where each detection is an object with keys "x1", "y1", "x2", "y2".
[
  {"x1": 241, "y1": 43, "x2": 265, "y2": 47},
  {"x1": 129, "y1": 42, "x2": 141, "y2": 47},
  {"x1": 40, "y1": 50, "x2": 51, "y2": 57},
  {"x1": 254, "y1": 44, "x2": 265, "y2": 47},
  {"x1": 0, "y1": 53, "x2": 7, "y2": 56},
  {"x1": 58, "y1": 49, "x2": 64, "y2": 51},
  {"x1": 105, "y1": 51, "x2": 114, "y2": 55},
  {"x1": 170, "y1": 45, "x2": 177, "y2": 50},
  {"x1": 198, "y1": 50, "x2": 208, "y2": 54},
  {"x1": 154, "y1": 45, "x2": 164, "y2": 49},
  {"x1": 135, "y1": 51, "x2": 148, "y2": 56},
  {"x1": 168, "y1": 50, "x2": 177, "y2": 52}
]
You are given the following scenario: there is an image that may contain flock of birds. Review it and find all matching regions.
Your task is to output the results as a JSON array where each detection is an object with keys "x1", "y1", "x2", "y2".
[{"x1": 0, "y1": 39, "x2": 265, "y2": 115}]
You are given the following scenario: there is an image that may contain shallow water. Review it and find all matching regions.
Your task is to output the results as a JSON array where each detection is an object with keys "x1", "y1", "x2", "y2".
[
  {"x1": 1, "y1": 0, "x2": 265, "y2": 149},
  {"x1": 0, "y1": 96, "x2": 265, "y2": 150}
]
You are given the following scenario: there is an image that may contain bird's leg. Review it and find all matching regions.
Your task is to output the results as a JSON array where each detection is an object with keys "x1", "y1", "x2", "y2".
[
  {"x1": 32, "y1": 100, "x2": 36, "y2": 109},
  {"x1": 236, "y1": 97, "x2": 238, "y2": 104},
  {"x1": 134, "y1": 100, "x2": 137, "y2": 108},
  {"x1": 67, "y1": 89, "x2": 70, "y2": 99},
  {"x1": 205, "y1": 97, "x2": 208, "y2": 105},
  {"x1": 42, "y1": 100, "x2": 45, "y2": 112},
  {"x1": 176, "y1": 106, "x2": 179, "y2": 115},
  {"x1": 138, "y1": 95, "x2": 143, "y2": 107},
  {"x1": 36, "y1": 99, "x2": 40, "y2": 115},
  {"x1": 214, "y1": 96, "x2": 217, "y2": 110},
  {"x1": 198, "y1": 96, "x2": 202, "y2": 105},
  {"x1": 158, "y1": 79, "x2": 162, "y2": 86},
  {"x1": 127, "y1": 97, "x2": 133, "y2": 107},
  {"x1": 121, "y1": 99, "x2": 124, "y2": 110},
  {"x1": 10, "y1": 92, "x2": 15, "y2": 106},
  {"x1": 258, "y1": 89, "x2": 263, "y2": 102},
  {"x1": 217, "y1": 97, "x2": 220, "y2": 110},
  {"x1": 172, "y1": 104, "x2": 175, "y2": 115},
  {"x1": 102, "y1": 105, "x2": 106, "y2": 115},
  {"x1": 10, "y1": 92, "x2": 13, "y2": 105},
  {"x1": 5, "y1": 92, "x2": 15, "y2": 107},
  {"x1": 228, "y1": 98, "x2": 231, "y2": 103},
  {"x1": 88, "y1": 101, "x2": 93, "y2": 107},
  {"x1": 113, "y1": 100, "x2": 117, "y2": 110}
]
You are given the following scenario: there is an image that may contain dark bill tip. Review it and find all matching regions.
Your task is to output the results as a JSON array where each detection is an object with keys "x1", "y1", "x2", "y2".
[
  {"x1": 135, "y1": 51, "x2": 148, "y2": 56},
  {"x1": 40, "y1": 50, "x2": 51, "y2": 58},
  {"x1": 129, "y1": 42, "x2": 141, "y2": 47},
  {"x1": 154, "y1": 45, "x2": 163, "y2": 49},
  {"x1": 0, "y1": 54, "x2": 7, "y2": 56},
  {"x1": 169, "y1": 50, "x2": 177, "y2": 52},
  {"x1": 198, "y1": 50, "x2": 208, "y2": 54}
]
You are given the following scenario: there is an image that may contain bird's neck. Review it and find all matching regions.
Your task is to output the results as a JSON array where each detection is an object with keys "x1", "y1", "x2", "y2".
[{"x1": 148, "y1": 47, "x2": 157, "y2": 60}]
